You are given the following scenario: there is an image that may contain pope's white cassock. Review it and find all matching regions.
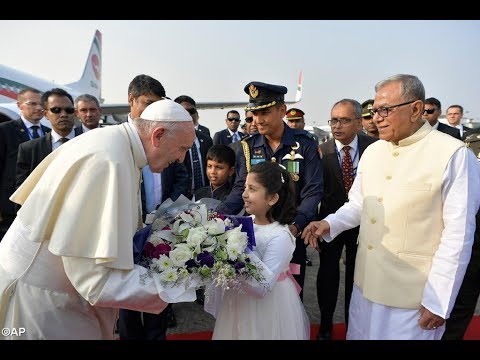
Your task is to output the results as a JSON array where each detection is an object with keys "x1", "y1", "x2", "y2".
[
  {"x1": 321, "y1": 122, "x2": 480, "y2": 340},
  {"x1": 0, "y1": 121, "x2": 196, "y2": 340}
]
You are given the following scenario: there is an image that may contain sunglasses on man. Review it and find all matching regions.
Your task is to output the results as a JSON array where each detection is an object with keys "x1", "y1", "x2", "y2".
[
  {"x1": 49, "y1": 107, "x2": 75, "y2": 114},
  {"x1": 423, "y1": 108, "x2": 436, "y2": 115}
]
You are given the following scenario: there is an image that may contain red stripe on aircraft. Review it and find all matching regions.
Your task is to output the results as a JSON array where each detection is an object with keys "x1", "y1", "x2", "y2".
[{"x1": 0, "y1": 88, "x2": 18, "y2": 100}]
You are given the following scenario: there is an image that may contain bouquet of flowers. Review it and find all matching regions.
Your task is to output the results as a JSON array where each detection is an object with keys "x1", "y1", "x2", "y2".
[{"x1": 135, "y1": 196, "x2": 265, "y2": 295}]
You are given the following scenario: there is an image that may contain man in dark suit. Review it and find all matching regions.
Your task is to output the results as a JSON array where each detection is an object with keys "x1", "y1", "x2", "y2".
[
  {"x1": 422, "y1": 98, "x2": 461, "y2": 140},
  {"x1": 446, "y1": 104, "x2": 474, "y2": 140},
  {"x1": 16, "y1": 88, "x2": 76, "y2": 189},
  {"x1": 230, "y1": 110, "x2": 257, "y2": 156},
  {"x1": 442, "y1": 209, "x2": 480, "y2": 339},
  {"x1": 118, "y1": 162, "x2": 188, "y2": 340},
  {"x1": 174, "y1": 95, "x2": 211, "y2": 137},
  {"x1": 174, "y1": 96, "x2": 213, "y2": 199},
  {"x1": 74, "y1": 94, "x2": 102, "y2": 135},
  {"x1": 212, "y1": 110, "x2": 243, "y2": 145},
  {"x1": 0, "y1": 88, "x2": 50, "y2": 239},
  {"x1": 316, "y1": 99, "x2": 377, "y2": 340},
  {"x1": 118, "y1": 74, "x2": 180, "y2": 340}
]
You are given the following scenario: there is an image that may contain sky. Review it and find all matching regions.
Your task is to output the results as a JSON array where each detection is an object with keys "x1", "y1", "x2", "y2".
[{"x1": 1, "y1": 20, "x2": 479, "y2": 135}]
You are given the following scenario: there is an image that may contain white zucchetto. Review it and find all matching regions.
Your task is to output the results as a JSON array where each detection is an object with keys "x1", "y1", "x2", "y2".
[{"x1": 140, "y1": 99, "x2": 192, "y2": 122}]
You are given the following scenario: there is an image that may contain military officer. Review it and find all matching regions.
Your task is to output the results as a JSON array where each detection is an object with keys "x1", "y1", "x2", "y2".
[
  {"x1": 286, "y1": 107, "x2": 319, "y2": 145},
  {"x1": 360, "y1": 99, "x2": 379, "y2": 138},
  {"x1": 465, "y1": 131, "x2": 480, "y2": 161},
  {"x1": 218, "y1": 81, "x2": 324, "y2": 300}
]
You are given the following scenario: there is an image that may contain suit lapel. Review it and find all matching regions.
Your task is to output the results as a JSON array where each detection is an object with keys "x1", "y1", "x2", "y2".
[
  {"x1": 14, "y1": 119, "x2": 31, "y2": 142},
  {"x1": 324, "y1": 140, "x2": 343, "y2": 186},
  {"x1": 40, "y1": 133, "x2": 53, "y2": 157}
]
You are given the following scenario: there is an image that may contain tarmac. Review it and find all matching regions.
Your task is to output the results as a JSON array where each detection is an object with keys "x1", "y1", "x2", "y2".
[{"x1": 168, "y1": 246, "x2": 480, "y2": 336}]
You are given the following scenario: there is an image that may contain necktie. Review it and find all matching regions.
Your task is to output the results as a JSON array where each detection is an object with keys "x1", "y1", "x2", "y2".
[
  {"x1": 341, "y1": 145, "x2": 354, "y2": 193},
  {"x1": 59, "y1": 137, "x2": 69, "y2": 144},
  {"x1": 31, "y1": 126, "x2": 40, "y2": 139},
  {"x1": 232, "y1": 132, "x2": 239, "y2": 143},
  {"x1": 191, "y1": 142, "x2": 204, "y2": 191}
]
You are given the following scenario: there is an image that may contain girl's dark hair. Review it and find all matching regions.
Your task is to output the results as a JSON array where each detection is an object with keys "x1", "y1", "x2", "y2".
[{"x1": 249, "y1": 161, "x2": 296, "y2": 225}]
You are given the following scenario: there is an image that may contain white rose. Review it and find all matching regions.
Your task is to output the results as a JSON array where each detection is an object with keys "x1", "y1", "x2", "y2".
[
  {"x1": 201, "y1": 235, "x2": 218, "y2": 253},
  {"x1": 186, "y1": 227, "x2": 208, "y2": 252},
  {"x1": 225, "y1": 226, "x2": 247, "y2": 261},
  {"x1": 169, "y1": 243, "x2": 194, "y2": 267},
  {"x1": 204, "y1": 218, "x2": 225, "y2": 235}
]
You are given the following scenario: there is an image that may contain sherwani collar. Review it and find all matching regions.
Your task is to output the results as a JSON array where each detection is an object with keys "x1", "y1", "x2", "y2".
[{"x1": 395, "y1": 121, "x2": 432, "y2": 147}]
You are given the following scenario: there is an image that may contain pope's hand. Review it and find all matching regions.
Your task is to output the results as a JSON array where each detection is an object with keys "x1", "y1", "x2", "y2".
[{"x1": 301, "y1": 220, "x2": 330, "y2": 251}]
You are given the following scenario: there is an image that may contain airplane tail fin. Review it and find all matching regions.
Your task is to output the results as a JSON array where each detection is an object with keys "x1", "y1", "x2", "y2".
[
  {"x1": 65, "y1": 30, "x2": 102, "y2": 101},
  {"x1": 295, "y1": 70, "x2": 303, "y2": 103}
]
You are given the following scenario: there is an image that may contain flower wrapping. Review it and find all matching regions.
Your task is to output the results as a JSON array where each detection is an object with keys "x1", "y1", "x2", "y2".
[{"x1": 136, "y1": 195, "x2": 265, "y2": 299}]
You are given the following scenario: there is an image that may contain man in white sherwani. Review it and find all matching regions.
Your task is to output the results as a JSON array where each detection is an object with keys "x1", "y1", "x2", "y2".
[
  {"x1": 0, "y1": 99, "x2": 196, "y2": 339},
  {"x1": 302, "y1": 74, "x2": 480, "y2": 340}
]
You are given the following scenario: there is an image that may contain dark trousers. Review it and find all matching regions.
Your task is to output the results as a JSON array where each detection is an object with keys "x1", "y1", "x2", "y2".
[
  {"x1": 316, "y1": 228, "x2": 358, "y2": 331},
  {"x1": 0, "y1": 216, "x2": 14, "y2": 241},
  {"x1": 291, "y1": 237, "x2": 307, "y2": 301},
  {"x1": 118, "y1": 304, "x2": 171, "y2": 340},
  {"x1": 442, "y1": 221, "x2": 480, "y2": 340}
]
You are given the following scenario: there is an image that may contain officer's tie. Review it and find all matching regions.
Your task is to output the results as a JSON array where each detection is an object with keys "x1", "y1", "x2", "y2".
[
  {"x1": 341, "y1": 145, "x2": 354, "y2": 193},
  {"x1": 232, "y1": 132, "x2": 240, "y2": 143},
  {"x1": 191, "y1": 142, "x2": 204, "y2": 191},
  {"x1": 31, "y1": 126, "x2": 40, "y2": 139}
]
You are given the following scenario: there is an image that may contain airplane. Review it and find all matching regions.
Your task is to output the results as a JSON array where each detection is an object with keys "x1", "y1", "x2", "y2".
[{"x1": 0, "y1": 29, "x2": 303, "y2": 125}]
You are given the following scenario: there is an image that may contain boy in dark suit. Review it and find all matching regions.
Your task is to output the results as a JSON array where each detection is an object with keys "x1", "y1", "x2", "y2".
[{"x1": 194, "y1": 144, "x2": 236, "y2": 202}]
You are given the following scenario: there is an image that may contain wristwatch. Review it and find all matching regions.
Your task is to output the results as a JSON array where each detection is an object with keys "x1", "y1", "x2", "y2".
[{"x1": 292, "y1": 222, "x2": 302, "y2": 237}]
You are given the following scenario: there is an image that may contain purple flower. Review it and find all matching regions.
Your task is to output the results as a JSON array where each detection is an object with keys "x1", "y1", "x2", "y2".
[
  {"x1": 197, "y1": 251, "x2": 215, "y2": 268},
  {"x1": 185, "y1": 259, "x2": 198, "y2": 269},
  {"x1": 233, "y1": 261, "x2": 246, "y2": 273}
]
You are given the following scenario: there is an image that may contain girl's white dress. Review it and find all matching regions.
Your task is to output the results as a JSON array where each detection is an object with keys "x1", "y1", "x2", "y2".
[{"x1": 211, "y1": 221, "x2": 310, "y2": 340}]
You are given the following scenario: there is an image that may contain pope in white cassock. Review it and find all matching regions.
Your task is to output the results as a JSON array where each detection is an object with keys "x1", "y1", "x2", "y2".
[
  {"x1": 0, "y1": 99, "x2": 196, "y2": 339},
  {"x1": 302, "y1": 74, "x2": 480, "y2": 340}
]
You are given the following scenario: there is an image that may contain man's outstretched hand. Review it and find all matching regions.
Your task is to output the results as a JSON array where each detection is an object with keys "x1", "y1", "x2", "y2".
[{"x1": 301, "y1": 220, "x2": 330, "y2": 251}]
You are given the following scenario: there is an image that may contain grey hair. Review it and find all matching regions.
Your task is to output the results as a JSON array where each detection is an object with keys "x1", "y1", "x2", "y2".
[
  {"x1": 375, "y1": 74, "x2": 425, "y2": 102},
  {"x1": 331, "y1": 99, "x2": 362, "y2": 119},
  {"x1": 74, "y1": 93, "x2": 100, "y2": 108},
  {"x1": 133, "y1": 118, "x2": 180, "y2": 137}
]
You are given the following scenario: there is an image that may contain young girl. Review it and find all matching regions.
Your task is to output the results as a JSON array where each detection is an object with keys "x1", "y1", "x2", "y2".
[{"x1": 211, "y1": 161, "x2": 310, "y2": 340}]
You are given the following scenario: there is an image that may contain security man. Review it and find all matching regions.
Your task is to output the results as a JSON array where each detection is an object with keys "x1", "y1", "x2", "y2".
[
  {"x1": 286, "y1": 107, "x2": 319, "y2": 145},
  {"x1": 360, "y1": 99, "x2": 379, "y2": 138},
  {"x1": 218, "y1": 81, "x2": 324, "y2": 300}
]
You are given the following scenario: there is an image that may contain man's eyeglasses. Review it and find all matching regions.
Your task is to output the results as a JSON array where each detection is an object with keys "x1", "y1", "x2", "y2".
[
  {"x1": 23, "y1": 101, "x2": 42, "y2": 107},
  {"x1": 328, "y1": 118, "x2": 353, "y2": 126},
  {"x1": 369, "y1": 100, "x2": 416, "y2": 118},
  {"x1": 50, "y1": 107, "x2": 75, "y2": 114},
  {"x1": 362, "y1": 116, "x2": 373, "y2": 120},
  {"x1": 245, "y1": 116, "x2": 253, "y2": 123},
  {"x1": 186, "y1": 108, "x2": 197, "y2": 115},
  {"x1": 227, "y1": 117, "x2": 241, "y2": 122},
  {"x1": 423, "y1": 108, "x2": 436, "y2": 115}
]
